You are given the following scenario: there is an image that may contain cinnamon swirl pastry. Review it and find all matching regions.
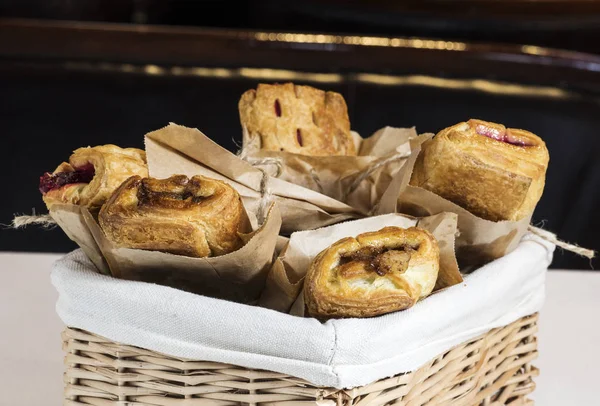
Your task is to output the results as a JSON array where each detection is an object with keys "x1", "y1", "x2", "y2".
[
  {"x1": 239, "y1": 83, "x2": 356, "y2": 156},
  {"x1": 39, "y1": 145, "x2": 147, "y2": 211},
  {"x1": 410, "y1": 119, "x2": 549, "y2": 221},
  {"x1": 304, "y1": 226, "x2": 439, "y2": 319},
  {"x1": 98, "y1": 175, "x2": 248, "y2": 257}
]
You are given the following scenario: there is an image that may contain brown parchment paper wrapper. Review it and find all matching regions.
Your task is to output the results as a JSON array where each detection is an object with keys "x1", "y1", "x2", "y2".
[
  {"x1": 145, "y1": 123, "x2": 361, "y2": 234},
  {"x1": 48, "y1": 203, "x2": 110, "y2": 275},
  {"x1": 258, "y1": 212, "x2": 461, "y2": 316},
  {"x1": 79, "y1": 203, "x2": 282, "y2": 304},
  {"x1": 241, "y1": 126, "x2": 417, "y2": 214},
  {"x1": 395, "y1": 133, "x2": 532, "y2": 267}
]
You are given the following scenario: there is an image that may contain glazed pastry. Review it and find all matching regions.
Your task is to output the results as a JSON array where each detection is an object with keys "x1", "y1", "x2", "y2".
[
  {"x1": 39, "y1": 145, "x2": 147, "y2": 211},
  {"x1": 304, "y1": 226, "x2": 439, "y2": 319},
  {"x1": 239, "y1": 82, "x2": 356, "y2": 156},
  {"x1": 98, "y1": 175, "x2": 248, "y2": 257},
  {"x1": 410, "y1": 119, "x2": 549, "y2": 221}
]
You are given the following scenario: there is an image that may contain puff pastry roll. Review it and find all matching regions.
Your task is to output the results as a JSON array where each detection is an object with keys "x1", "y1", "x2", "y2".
[
  {"x1": 39, "y1": 145, "x2": 147, "y2": 211},
  {"x1": 304, "y1": 226, "x2": 439, "y2": 319},
  {"x1": 98, "y1": 175, "x2": 248, "y2": 258},
  {"x1": 410, "y1": 119, "x2": 549, "y2": 221},
  {"x1": 239, "y1": 82, "x2": 356, "y2": 156}
]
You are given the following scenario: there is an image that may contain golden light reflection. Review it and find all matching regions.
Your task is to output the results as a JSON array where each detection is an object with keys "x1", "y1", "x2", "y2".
[
  {"x1": 253, "y1": 32, "x2": 467, "y2": 51},
  {"x1": 143, "y1": 64, "x2": 164, "y2": 75},
  {"x1": 61, "y1": 62, "x2": 576, "y2": 100},
  {"x1": 356, "y1": 74, "x2": 573, "y2": 99},
  {"x1": 521, "y1": 45, "x2": 550, "y2": 57},
  {"x1": 238, "y1": 68, "x2": 342, "y2": 83}
]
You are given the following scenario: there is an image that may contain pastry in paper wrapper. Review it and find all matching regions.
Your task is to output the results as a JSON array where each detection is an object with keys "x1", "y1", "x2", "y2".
[
  {"x1": 39, "y1": 144, "x2": 148, "y2": 275},
  {"x1": 397, "y1": 127, "x2": 537, "y2": 266},
  {"x1": 304, "y1": 226, "x2": 440, "y2": 319},
  {"x1": 84, "y1": 202, "x2": 281, "y2": 304},
  {"x1": 410, "y1": 119, "x2": 549, "y2": 222},
  {"x1": 238, "y1": 83, "x2": 418, "y2": 213},
  {"x1": 144, "y1": 123, "x2": 362, "y2": 234},
  {"x1": 259, "y1": 212, "x2": 462, "y2": 316}
]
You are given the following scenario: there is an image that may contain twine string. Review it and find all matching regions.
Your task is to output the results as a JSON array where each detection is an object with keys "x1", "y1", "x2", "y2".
[
  {"x1": 238, "y1": 153, "x2": 277, "y2": 225},
  {"x1": 12, "y1": 212, "x2": 594, "y2": 259},
  {"x1": 309, "y1": 168, "x2": 324, "y2": 194},
  {"x1": 243, "y1": 157, "x2": 283, "y2": 178},
  {"x1": 10, "y1": 212, "x2": 57, "y2": 229},
  {"x1": 256, "y1": 168, "x2": 273, "y2": 226},
  {"x1": 527, "y1": 225, "x2": 595, "y2": 259}
]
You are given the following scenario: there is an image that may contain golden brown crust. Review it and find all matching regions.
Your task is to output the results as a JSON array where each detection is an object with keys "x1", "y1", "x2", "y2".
[
  {"x1": 410, "y1": 119, "x2": 549, "y2": 221},
  {"x1": 98, "y1": 175, "x2": 248, "y2": 258},
  {"x1": 42, "y1": 145, "x2": 148, "y2": 211},
  {"x1": 304, "y1": 226, "x2": 439, "y2": 319},
  {"x1": 239, "y1": 83, "x2": 356, "y2": 156}
]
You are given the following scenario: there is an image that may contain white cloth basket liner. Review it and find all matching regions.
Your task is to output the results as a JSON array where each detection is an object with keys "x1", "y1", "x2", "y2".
[{"x1": 52, "y1": 233, "x2": 554, "y2": 389}]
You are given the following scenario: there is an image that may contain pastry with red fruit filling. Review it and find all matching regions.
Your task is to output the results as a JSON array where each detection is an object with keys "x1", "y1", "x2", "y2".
[
  {"x1": 410, "y1": 119, "x2": 549, "y2": 222},
  {"x1": 39, "y1": 145, "x2": 148, "y2": 211},
  {"x1": 238, "y1": 83, "x2": 356, "y2": 156}
]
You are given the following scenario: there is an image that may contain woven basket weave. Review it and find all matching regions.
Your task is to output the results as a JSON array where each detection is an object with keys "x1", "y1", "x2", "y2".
[{"x1": 62, "y1": 313, "x2": 539, "y2": 406}]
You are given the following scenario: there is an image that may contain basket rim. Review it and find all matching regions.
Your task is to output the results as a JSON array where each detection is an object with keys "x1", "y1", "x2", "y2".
[{"x1": 53, "y1": 234, "x2": 550, "y2": 389}]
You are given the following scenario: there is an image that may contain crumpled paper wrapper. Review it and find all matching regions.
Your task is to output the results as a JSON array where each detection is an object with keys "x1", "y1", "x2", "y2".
[
  {"x1": 48, "y1": 203, "x2": 110, "y2": 275},
  {"x1": 49, "y1": 201, "x2": 282, "y2": 303},
  {"x1": 259, "y1": 212, "x2": 462, "y2": 316},
  {"x1": 77, "y1": 203, "x2": 282, "y2": 304},
  {"x1": 395, "y1": 133, "x2": 532, "y2": 267},
  {"x1": 240, "y1": 126, "x2": 417, "y2": 214},
  {"x1": 145, "y1": 123, "x2": 362, "y2": 234},
  {"x1": 48, "y1": 203, "x2": 282, "y2": 304}
]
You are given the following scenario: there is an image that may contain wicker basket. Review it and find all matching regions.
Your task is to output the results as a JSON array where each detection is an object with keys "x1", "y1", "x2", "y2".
[{"x1": 62, "y1": 313, "x2": 538, "y2": 406}]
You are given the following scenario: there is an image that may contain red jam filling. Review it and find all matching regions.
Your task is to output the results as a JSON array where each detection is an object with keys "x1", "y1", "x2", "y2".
[
  {"x1": 39, "y1": 163, "x2": 95, "y2": 194},
  {"x1": 473, "y1": 124, "x2": 533, "y2": 147},
  {"x1": 274, "y1": 99, "x2": 282, "y2": 117},
  {"x1": 296, "y1": 128, "x2": 303, "y2": 146}
]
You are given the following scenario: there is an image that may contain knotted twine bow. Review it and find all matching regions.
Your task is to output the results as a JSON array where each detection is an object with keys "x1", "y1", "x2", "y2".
[{"x1": 240, "y1": 149, "x2": 412, "y2": 200}]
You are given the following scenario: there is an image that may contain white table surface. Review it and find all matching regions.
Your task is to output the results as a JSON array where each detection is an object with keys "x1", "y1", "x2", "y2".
[{"x1": 1, "y1": 252, "x2": 599, "y2": 406}]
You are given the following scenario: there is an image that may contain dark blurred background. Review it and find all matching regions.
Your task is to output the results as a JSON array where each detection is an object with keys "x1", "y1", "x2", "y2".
[{"x1": 2, "y1": 0, "x2": 600, "y2": 269}]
